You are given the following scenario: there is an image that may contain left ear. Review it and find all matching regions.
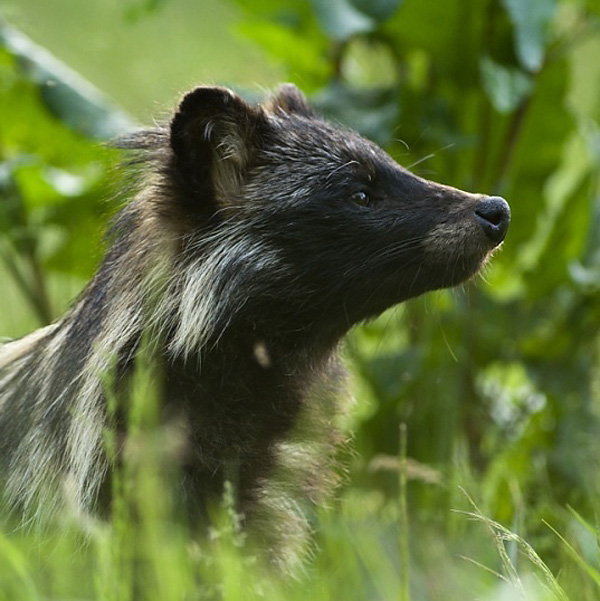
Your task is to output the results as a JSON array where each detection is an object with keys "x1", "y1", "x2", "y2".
[
  {"x1": 170, "y1": 86, "x2": 268, "y2": 200},
  {"x1": 266, "y1": 83, "x2": 316, "y2": 118}
]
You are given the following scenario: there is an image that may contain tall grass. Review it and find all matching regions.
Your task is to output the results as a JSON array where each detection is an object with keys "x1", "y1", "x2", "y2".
[{"x1": 0, "y1": 363, "x2": 597, "y2": 601}]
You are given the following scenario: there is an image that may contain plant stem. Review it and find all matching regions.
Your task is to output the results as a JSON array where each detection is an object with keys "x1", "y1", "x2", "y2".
[
  {"x1": 491, "y1": 96, "x2": 532, "y2": 194},
  {"x1": 399, "y1": 422, "x2": 410, "y2": 601},
  {"x1": 0, "y1": 240, "x2": 53, "y2": 326},
  {"x1": 471, "y1": 0, "x2": 498, "y2": 190}
]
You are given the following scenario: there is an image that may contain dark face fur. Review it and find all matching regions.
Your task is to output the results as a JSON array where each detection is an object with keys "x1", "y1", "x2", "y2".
[{"x1": 169, "y1": 85, "x2": 510, "y2": 336}]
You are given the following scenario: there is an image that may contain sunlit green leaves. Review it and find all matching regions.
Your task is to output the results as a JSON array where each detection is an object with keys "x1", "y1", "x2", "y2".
[
  {"x1": 567, "y1": 36, "x2": 600, "y2": 121},
  {"x1": 236, "y1": 20, "x2": 330, "y2": 89},
  {"x1": 0, "y1": 30, "x2": 125, "y2": 322},
  {"x1": 519, "y1": 132, "x2": 591, "y2": 275}
]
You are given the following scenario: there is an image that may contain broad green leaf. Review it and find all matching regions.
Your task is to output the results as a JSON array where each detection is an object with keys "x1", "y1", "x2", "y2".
[
  {"x1": 6, "y1": 161, "x2": 93, "y2": 210},
  {"x1": 0, "y1": 50, "x2": 113, "y2": 167},
  {"x1": 313, "y1": 82, "x2": 399, "y2": 146},
  {"x1": 310, "y1": 0, "x2": 375, "y2": 40},
  {"x1": 480, "y1": 56, "x2": 533, "y2": 114},
  {"x1": 349, "y1": 0, "x2": 403, "y2": 22},
  {"x1": 518, "y1": 131, "x2": 592, "y2": 281},
  {"x1": 496, "y1": 60, "x2": 572, "y2": 254},
  {"x1": 569, "y1": 259, "x2": 600, "y2": 293},
  {"x1": 0, "y1": 23, "x2": 135, "y2": 139},
  {"x1": 512, "y1": 25, "x2": 600, "y2": 292},
  {"x1": 0, "y1": 38, "x2": 119, "y2": 300},
  {"x1": 236, "y1": 20, "x2": 329, "y2": 89},
  {"x1": 501, "y1": 0, "x2": 558, "y2": 72},
  {"x1": 383, "y1": 0, "x2": 470, "y2": 63}
]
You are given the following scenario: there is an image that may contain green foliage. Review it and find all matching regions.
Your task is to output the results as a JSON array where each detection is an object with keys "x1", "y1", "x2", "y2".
[
  {"x1": 501, "y1": 0, "x2": 557, "y2": 72},
  {"x1": 480, "y1": 57, "x2": 533, "y2": 114},
  {"x1": 2, "y1": 0, "x2": 600, "y2": 599},
  {"x1": 0, "y1": 23, "x2": 126, "y2": 325},
  {"x1": 228, "y1": 0, "x2": 600, "y2": 594}
]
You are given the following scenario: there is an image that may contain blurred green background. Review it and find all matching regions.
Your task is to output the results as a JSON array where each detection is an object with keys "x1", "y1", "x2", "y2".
[
  {"x1": 1, "y1": 0, "x2": 600, "y2": 599},
  {"x1": 2, "y1": 0, "x2": 282, "y2": 119}
]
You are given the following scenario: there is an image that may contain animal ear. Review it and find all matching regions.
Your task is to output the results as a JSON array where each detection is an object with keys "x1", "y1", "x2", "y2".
[
  {"x1": 170, "y1": 86, "x2": 266, "y2": 198},
  {"x1": 267, "y1": 83, "x2": 316, "y2": 118}
]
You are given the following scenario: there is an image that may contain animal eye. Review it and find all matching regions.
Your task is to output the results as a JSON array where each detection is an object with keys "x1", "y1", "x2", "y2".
[{"x1": 350, "y1": 191, "x2": 370, "y2": 206}]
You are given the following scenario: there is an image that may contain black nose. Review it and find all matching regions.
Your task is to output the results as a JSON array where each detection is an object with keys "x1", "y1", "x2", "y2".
[{"x1": 474, "y1": 196, "x2": 510, "y2": 244}]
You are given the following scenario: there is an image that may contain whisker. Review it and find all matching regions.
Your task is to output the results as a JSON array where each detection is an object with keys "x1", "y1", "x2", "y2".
[
  {"x1": 395, "y1": 138, "x2": 410, "y2": 152},
  {"x1": 407, "y1": 143, "x2": 456, "y2": 170},
  {"x1": 324, "y1": 160, "x2": 360, "y2": 184}
]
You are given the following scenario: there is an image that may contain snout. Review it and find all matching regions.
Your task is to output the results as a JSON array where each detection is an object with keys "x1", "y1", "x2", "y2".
[{"x1": 474, "y1": 196, "x2": 510, "y2": 245}]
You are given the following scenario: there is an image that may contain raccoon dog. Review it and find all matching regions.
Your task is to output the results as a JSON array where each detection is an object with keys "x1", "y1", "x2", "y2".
[{"x1": 0, "y1": 84, "x2": 509, "y2": 566}]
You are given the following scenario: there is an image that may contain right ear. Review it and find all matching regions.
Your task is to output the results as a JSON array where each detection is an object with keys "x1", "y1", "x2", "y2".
[
  {"x1": 170, "y1": 86, "x2": 267, "y2": 200},
  {"x1": 266, "y1": 83, "x2": 316, "y2": 118}
]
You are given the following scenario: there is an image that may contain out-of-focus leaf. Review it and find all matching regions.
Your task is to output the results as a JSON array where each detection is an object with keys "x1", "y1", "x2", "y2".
[
  {"x1": 569, "y1": 259, "x2": 600, "y2": 293},
  {"x1": 43, "y1": 188, "x2": 109, "y2": 276},
  {"x1": 517, "y1": 131, "x2": 591, "y2": 290},
  {"x1": 124, "y1": 0, "x2": 168, "y2": 21},
  {"x1": 44, "y1": 166, "x2": 90, "y2": 197},
  {"x1": 513, "y1": 30, "x2": 600, "y2": 292},
  {"x1": 231, "y1": 0, "x2": 308, "y2": 17},
  {"x1": 0, "y1": 35, "x2": 122, "y2": 318},
  {"x1": 11, "y1": 162, "x2": 66, "y2": 210},
  {"x1": 477, "y1": 362, "x2": 546, "y2": 436},
  {"x1": 501, "y1": 0, "x2": 558, "y2": 72},
  {"x1": 349, "y1": 0, "x2": 403, "y2": 22},
  {"x1": 313, "y1": 82, "x2": 399, "y2": 146},
  {"x1": 343, "y1": 39, "x2": 398, "y2": 87},
  {"x1": 383, "y1": 0, "x2": 467, "y2": 65},
  {"x1": 567, "y1": 36, "x2": 600, "y2": 122},
  {"x1": 480, "y1": 57, "x2": 533, "y2": 114},
  {"x1": 5, "y1": 160, "x2": 94, "y2": 210},
  {"x1": 236, "y1": 20, "x2": 329, "y2": 89},
  {"x1": 489, "y1": 59, "x2": 572, "y2": 293},
  {"x1": 0, "y1": 22, "x2": 135, "y2": 139},
  {"x1": 0, "y1": 155, "x2": 109, "y2": 278},
  {"x1": 310, "y1": 0, "x2": 375, "y2": 40}
]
